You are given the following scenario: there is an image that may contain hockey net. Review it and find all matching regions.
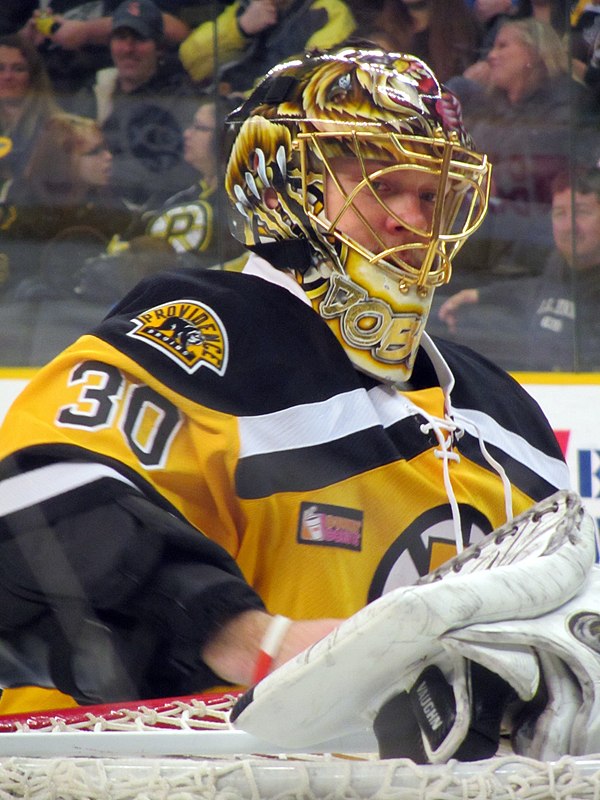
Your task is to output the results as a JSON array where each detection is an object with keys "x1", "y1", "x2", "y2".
[{"x1": 0, "y1": 693, "x2": 600, "y2": 799}]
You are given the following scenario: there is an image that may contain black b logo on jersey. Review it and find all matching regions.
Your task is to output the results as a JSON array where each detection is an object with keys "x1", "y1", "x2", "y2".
[{"x1": 368, "y1": 504, "x2": 492, "y2": 601}]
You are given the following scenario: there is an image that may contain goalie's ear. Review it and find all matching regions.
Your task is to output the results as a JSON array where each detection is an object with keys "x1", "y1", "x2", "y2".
[{"x1": 373, "y1": 661, "x2": 517, "y2": 763}]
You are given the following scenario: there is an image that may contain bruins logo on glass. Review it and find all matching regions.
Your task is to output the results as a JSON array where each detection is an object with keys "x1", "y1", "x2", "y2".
[{"x1": 128, "y1": 299, "x2": 228, "y2": 375}]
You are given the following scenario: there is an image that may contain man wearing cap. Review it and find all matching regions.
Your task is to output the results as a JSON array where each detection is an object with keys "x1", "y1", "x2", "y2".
[
  {"x1": 68, "y1": 0, "x2": 201, "y2": 210},
  {"x1": 16, "y1": 1, "x2": 190, "y2": 96}
]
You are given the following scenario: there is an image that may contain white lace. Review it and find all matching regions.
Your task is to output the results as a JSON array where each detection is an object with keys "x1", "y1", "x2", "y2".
[{"x1": 419, "y1": 407, "x2": 514, "y2": 555}]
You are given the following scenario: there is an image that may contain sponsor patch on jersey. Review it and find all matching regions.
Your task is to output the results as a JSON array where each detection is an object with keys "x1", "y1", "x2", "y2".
[
  {"x1": 297, "y1": 502, "x2": 363, "y2": 551},
  {"x1": 127, "y1": 299, "x2": 228, "y2": 375}
]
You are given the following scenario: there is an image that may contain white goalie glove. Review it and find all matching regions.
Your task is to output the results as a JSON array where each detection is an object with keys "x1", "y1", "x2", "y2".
[
  {"x1": 443, "y1": 565, "x2": 600, "y2": 760},
  {"x1": 231, "y1": 491, "x2": 598, "y2": 762}
]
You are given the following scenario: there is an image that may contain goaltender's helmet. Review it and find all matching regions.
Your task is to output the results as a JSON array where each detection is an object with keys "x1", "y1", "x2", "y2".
[{"x1": 224, "y1": 44, "x2": 491, "y2": 383}]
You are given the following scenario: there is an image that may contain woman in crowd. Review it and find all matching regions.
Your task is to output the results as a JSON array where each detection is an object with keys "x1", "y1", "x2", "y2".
[
  {"x1": 75, "y1": 95, "x2": 247, "y2": 305},
  {"x1": 446, "y1": 17, "x2": 598, "y2": 286},
  {"x1": 20, "y1": 111, "x2": 113, "y2": 206},
  {"x1": 0, "y1": 111, "x2": 135, "y2": 299},
  {"x1": 479, "y1": 16, "x2": 574, "y2": 109},
  {"x1": 0, "y1": 34, "x2": 59, "y2": 187},
  {"x1": 468, "y1": 0, "x2": 582, "y2": 84},
  {"x1": 146, "y1": 95, "x2": 247, "y2": 270}
]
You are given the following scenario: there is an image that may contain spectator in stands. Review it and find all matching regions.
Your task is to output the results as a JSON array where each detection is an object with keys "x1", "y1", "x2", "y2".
[
  {"x1": 144, "y1": 95, "x2": 246, "y2": 267},
  {"x1": 463, "y1": 17, "x2": 589, "y2": 154},
  {"x1": 446, "y1": 18, "x2": 598, "y2": 286},
  {"x1": 68, "y1": 0, "x2": 201, "y2": 210},
  {"x1": 0, "y1": 35, "x2": 59, "y2": 187},
  {"x1": 143, "y1": 96, "x2": 244, "y2": 264},
  {"x1": 349, "y1": 0, "x2": 482, "y2": 84},
  {"x1": 435, "y1": 167, "x2": 600, "y2": 371},
  {"x1": 179, "y1": 0, "x2": 356, "y2": 95},
  {"x1": 0, "y1": 112, "x2": 135, "y2": 300},
  {"x1": 572, "y1": 11, "x2": 600, "y2": 103},
  {"x1": 514, "y1": 0, "x2": 570, "y2": 34},
  {"x1": 17, "y1": 1, "x2": 191, "y2": 98},
  {"x1": 465, "y1": 0, "x2": 583, "y2": 87},
  {"x1": 75, "y1": 96, "x2": 248, "y2": 304}
]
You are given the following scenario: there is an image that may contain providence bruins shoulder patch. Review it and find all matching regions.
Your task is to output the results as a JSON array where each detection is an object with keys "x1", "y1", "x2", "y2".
[{"x1": 127, "y1": 299, "x2": 229, "y2": 375}]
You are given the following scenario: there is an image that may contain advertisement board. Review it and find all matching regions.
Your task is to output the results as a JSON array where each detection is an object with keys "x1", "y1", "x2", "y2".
[{"x1": 517, "y1": 373, "x2": 600, "y2": 529}]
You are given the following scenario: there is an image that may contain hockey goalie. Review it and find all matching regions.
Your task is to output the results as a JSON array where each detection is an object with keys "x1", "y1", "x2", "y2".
[{"x1": 0, "y1": 43, "x2": 596, "y2": 770}]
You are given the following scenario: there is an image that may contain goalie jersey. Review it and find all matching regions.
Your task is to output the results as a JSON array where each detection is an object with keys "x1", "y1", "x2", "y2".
[{"x1": 0, "y1": 256, "x2": 569, "y2": 712}]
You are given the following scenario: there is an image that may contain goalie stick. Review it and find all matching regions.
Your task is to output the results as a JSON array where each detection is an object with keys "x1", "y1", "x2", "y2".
[{"x1": 231, "y1": 491, "x2": 597, "y2": 756}]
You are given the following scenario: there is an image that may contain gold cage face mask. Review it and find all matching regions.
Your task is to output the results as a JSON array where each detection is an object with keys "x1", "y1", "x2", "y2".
[
  {"x1": 293, "y1": 127, "x2": 490, "y2": 383},
  {"x1": 297, "y1": 128, "x2": 491, "y2": 290}
]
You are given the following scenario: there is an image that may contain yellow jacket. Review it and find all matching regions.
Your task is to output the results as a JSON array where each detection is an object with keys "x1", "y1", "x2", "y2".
[{"x1": 179, "y1": 0, "x2": 356, "y2": 88}]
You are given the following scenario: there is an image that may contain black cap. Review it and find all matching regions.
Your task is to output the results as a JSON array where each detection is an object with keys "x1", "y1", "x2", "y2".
[{"x1": 112, "y1": 0, "x2": 164, "y2": 41}]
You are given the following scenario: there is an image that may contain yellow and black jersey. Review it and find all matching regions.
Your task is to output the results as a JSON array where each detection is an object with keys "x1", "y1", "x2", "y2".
[{"x1": 0, "y1": 258, "x2": 569, "y2": 713}]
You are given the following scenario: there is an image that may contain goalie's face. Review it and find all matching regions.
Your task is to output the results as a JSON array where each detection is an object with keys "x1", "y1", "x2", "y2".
[
  {"x1": 312, "y1": 154, "x2": 447, "y2": 384},
  {"x1": 324, "y1": 157, "x2": 439, "y2": 272}
]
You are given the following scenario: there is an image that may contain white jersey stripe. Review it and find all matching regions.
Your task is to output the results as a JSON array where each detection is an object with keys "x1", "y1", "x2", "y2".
[
  {"x1": 0, "y1": 463, "x2": 138, "y2": 517},
  {"x1": 238, "y1": 386, "x2": 427, "y2": 459},
  {"x1": 454, "y1": 406, "x2": 571, "y2": 490},
  {"x1": 238, "y1": 389, "x2": 380, "y2": 458},
  {"x1": 238, "y1": 385, "x2": 569, "y2": 491}
]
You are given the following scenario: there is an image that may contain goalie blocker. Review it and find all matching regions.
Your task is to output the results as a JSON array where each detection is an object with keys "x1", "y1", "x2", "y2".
[{"x1": 231, "y1": 491, "x2": 598, "y2": 763}]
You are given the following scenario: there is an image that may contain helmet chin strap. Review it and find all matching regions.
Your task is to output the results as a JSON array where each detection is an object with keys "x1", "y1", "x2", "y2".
[
  {"x1": 247, "y1": 240, "x2": 314, "y2": 274},
  {"x1": 313, "y1": 266, "x2": 432, "y2": 385}
]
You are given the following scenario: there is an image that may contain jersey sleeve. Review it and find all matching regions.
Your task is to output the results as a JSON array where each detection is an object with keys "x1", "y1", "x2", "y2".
[{"x1": 0, "y1": 460, "x2": 264, "y2": 703}]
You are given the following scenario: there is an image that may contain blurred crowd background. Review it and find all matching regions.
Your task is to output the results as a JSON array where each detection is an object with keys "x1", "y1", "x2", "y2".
[{"x1": 0, "y1": 0, "x2": 599, "y2": 372}]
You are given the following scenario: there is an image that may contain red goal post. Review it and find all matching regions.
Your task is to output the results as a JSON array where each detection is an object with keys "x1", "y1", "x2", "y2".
[
  {"x1": 0, "y1": 690, "x2": 376, "y2": 758},
  {"x1": 0, "y1": 691, "x2": 238, "y2": 733}
]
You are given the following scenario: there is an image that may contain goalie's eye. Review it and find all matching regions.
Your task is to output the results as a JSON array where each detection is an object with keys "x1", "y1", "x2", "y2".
[
  {"x1": 419, "y1": 189, "x2": 438, "y2": 205},
  {"x1": 369, "y1": 178, "x2": 392, "y2": 195}
]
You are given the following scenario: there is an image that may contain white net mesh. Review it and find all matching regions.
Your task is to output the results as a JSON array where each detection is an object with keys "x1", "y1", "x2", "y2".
[
  {"x1": 2, "y1": 754, "x2": 600, "y2": 800},
  {"x1": 1, "y1": 694, "x2": 600, "y2": 799}
]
